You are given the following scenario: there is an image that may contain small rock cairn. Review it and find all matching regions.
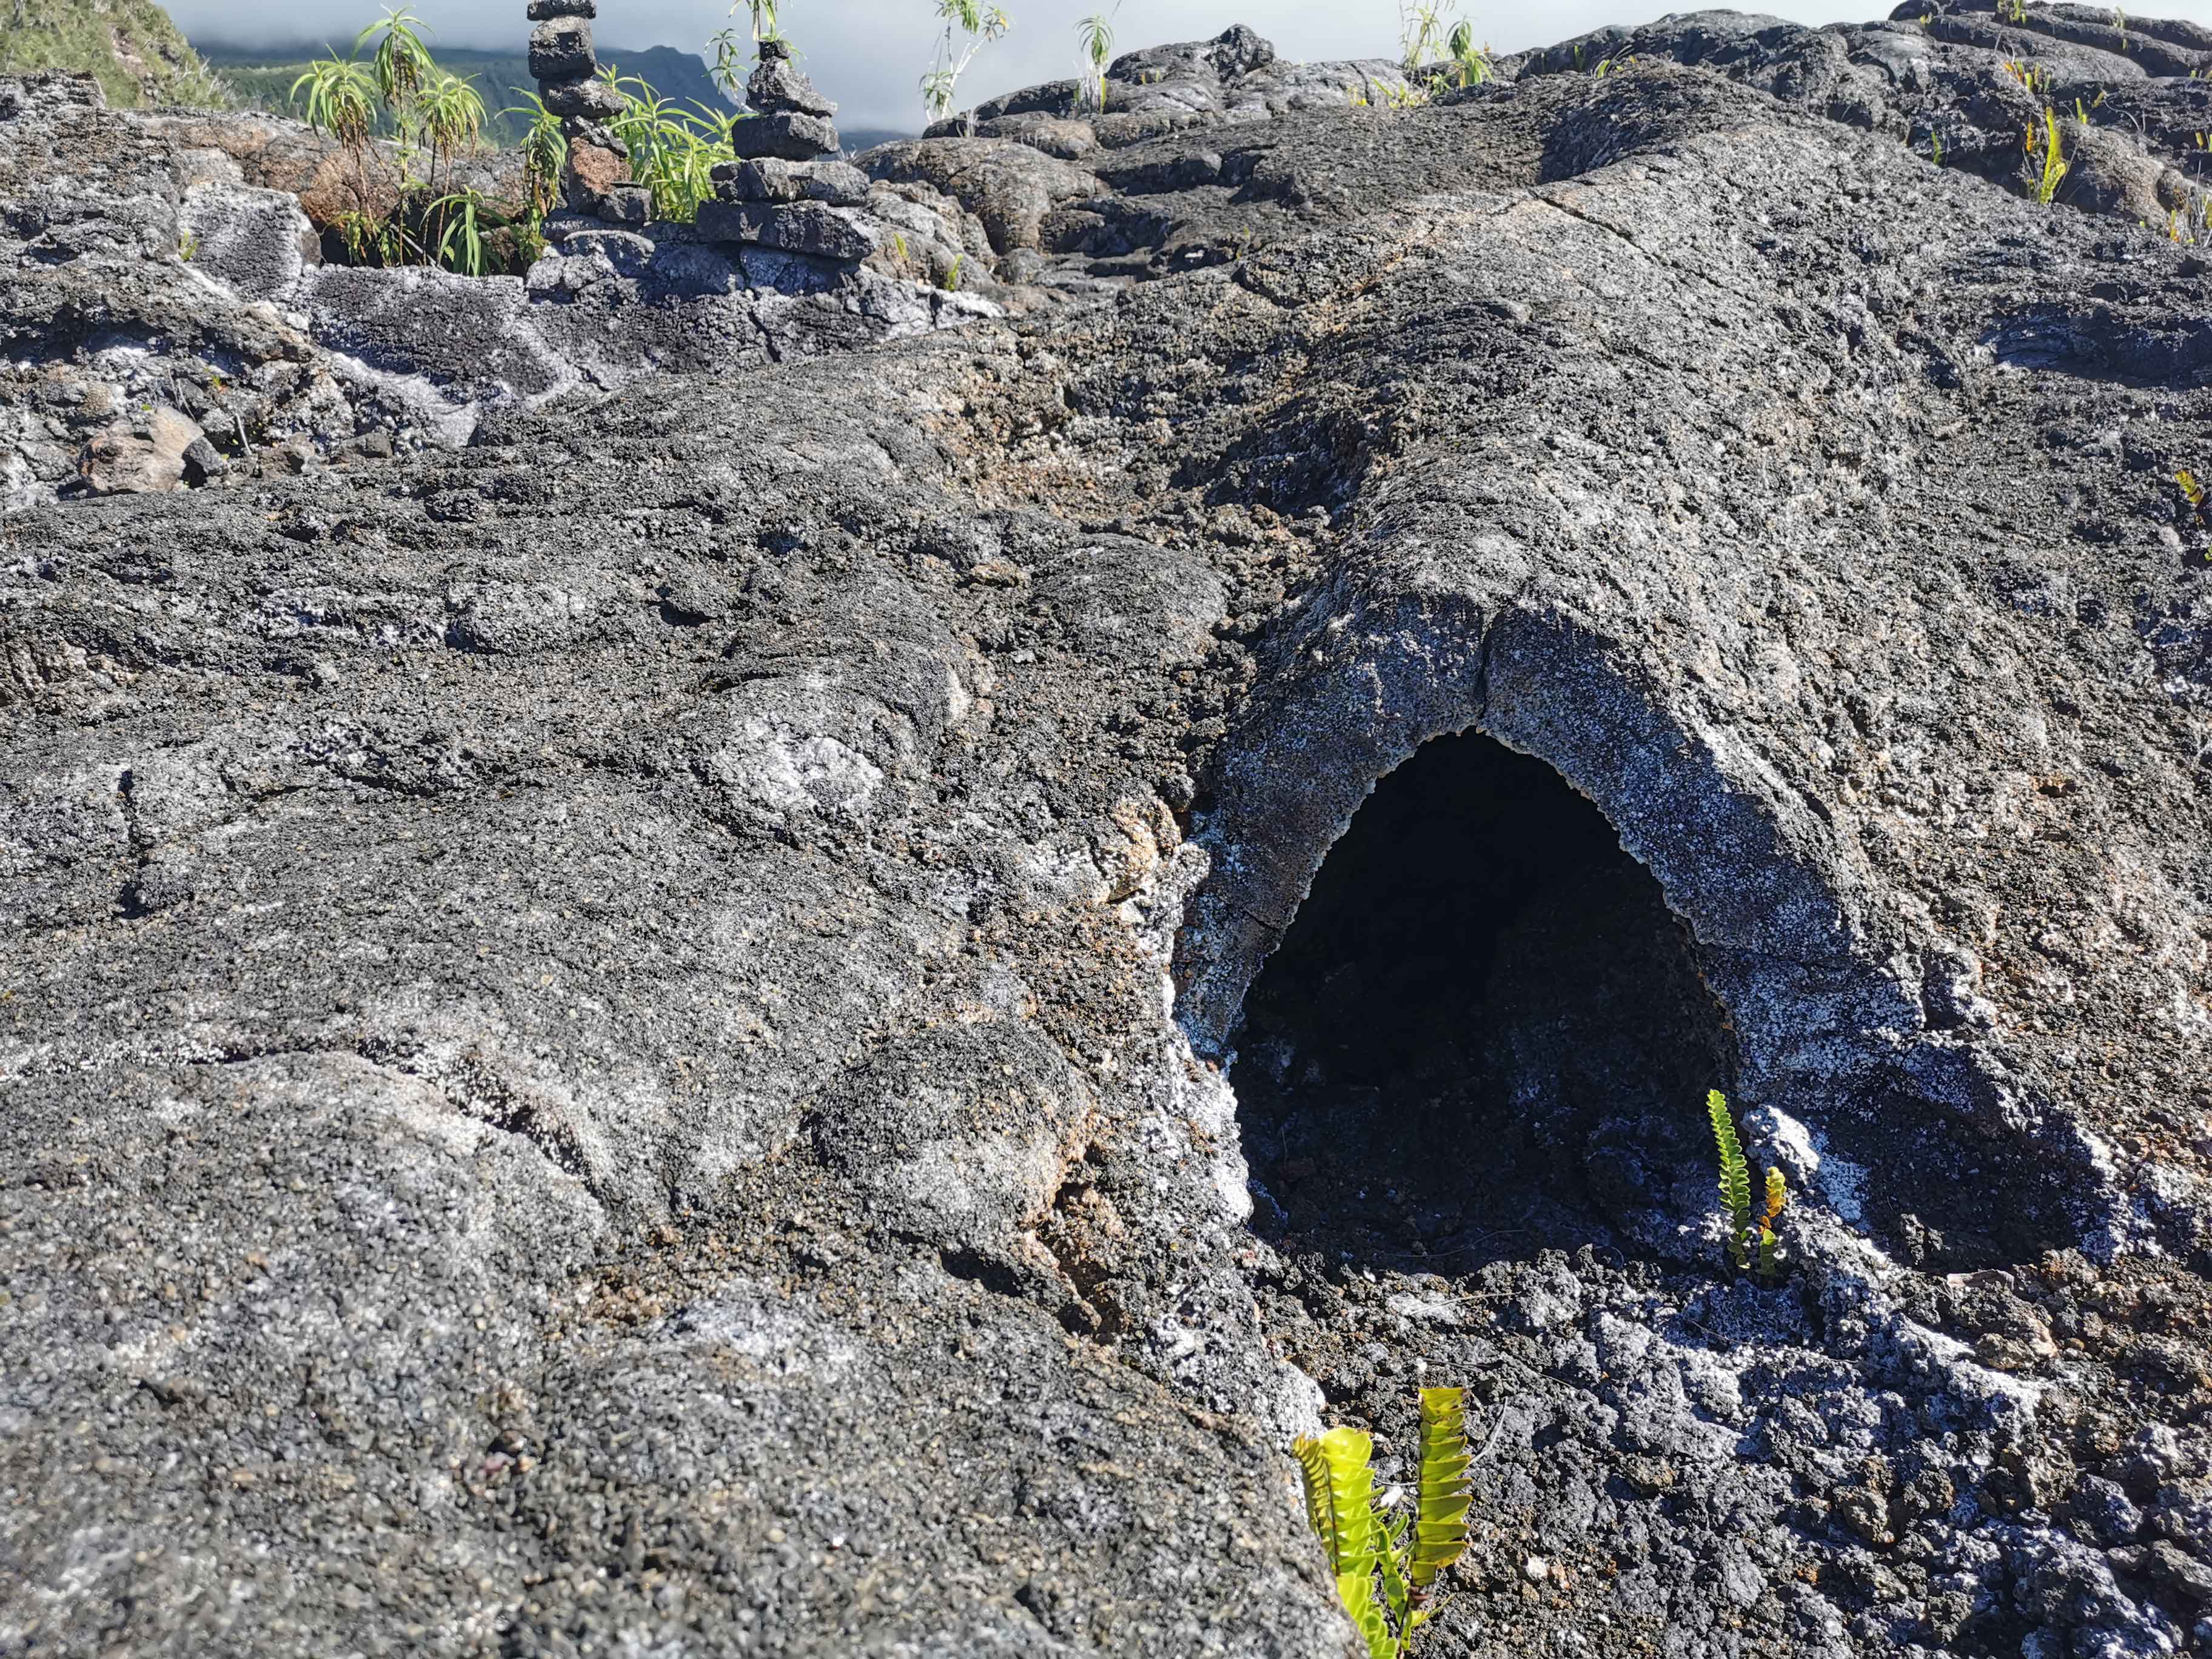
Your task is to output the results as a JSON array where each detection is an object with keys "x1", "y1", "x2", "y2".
[
  {"x1": 695, "y1": 41, "x2": 878, "y2": 266},
  {"x1": 525, "y1": 0, "x2": 651, "y2": 224}
]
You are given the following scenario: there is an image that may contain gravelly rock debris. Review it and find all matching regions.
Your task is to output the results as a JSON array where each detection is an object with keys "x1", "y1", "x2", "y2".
[{"x1": 15, "y1": 5, "x2": 2212, "y2": 1658}]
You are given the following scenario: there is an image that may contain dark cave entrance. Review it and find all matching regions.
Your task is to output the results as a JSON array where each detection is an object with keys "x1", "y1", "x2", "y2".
[{"x1": 1228, "y1": 731, "x2": 1737, "y2": 1269}]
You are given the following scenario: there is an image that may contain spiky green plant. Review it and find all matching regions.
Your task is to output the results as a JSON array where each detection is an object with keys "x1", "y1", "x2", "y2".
[
  {"x1": 425, "y1": 189, "x2": 485, "y2": 273},
  {"x1": 602, "y1": 72, "x2": 736, "y2": 222},
  {"x1": 1397, "y1": 0, "x2": 1453, "y2": 74},
  {"x1": 504, "y1": 87, "x2": 566, "y2": 235},
  {"x1": 1444, "y1": 21, "x2": 1492, "y2": 87},
  {"x1": 921, "y1": 0, "x2": 1010, "y2": 128},
  {"x1": 1076, "y1": 12, "x2": 1115, "y2": 112},
  {"x1": 2029, "y1": 106, "x2": 2070, "y2": 204},
  {"x1": 357, "y1": 5, "x2": 434, "y2": 106},
  {"x1": 292, "y1": 54, "x2": 378, "y2": 149},
  {"x1": 1295, "y1": 1387, "x2": 1473, "y2": 1658}
]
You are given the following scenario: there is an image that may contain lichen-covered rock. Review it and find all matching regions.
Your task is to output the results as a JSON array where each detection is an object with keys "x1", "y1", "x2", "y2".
[{"x1": 862, "y1": 136, "x2": 1102, "y2": 255}]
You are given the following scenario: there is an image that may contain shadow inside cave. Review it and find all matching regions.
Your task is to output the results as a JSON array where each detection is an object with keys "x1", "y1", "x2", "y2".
[{"x1": 1227, "y1": 729, "x2": 1738, "y2": 1272}]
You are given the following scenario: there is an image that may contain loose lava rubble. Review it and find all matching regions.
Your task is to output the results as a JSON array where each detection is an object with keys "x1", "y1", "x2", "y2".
[{"x1": 20, "y1": 4, "x2": 2212, "y2": 1658}]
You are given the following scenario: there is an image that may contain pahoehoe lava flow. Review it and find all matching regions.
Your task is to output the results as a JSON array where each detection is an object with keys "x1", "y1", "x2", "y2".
[{"x1": 13, "y1": 2, "x2": 2212, "y2": 1657}]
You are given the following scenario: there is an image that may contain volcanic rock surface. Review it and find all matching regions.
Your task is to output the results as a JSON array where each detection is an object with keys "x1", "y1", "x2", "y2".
[{"x1": 13, "y1": 5, "x2": 2212, "y2": 1658}]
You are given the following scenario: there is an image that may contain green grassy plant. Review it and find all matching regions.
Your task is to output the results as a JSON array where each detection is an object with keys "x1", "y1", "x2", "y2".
[
  {"x1": 0, "y1": 0, "x2": 233, "y2": 109},
  {"x1": 290, "y1": 7, "x2": 531, "y2": 272},
  {"x1": 922, "y1": 0, "x2": 1011, "y2": 129},
  {"x1": 1444, "y1": 22, "x2": 1492, "y2": 87},
  {"x1": 2028, "y1": 106, "x2": 2069, "y2": 204},
  {"x1": 1295, "y1": 1388, "x2": 1473, "y2": 1658},
  {"x1": 605, "y1": 72, "x2": 734, "y2": 221},
  {"x1": 1077, "y1": 11, "x2": 1116, "y2": 113}
]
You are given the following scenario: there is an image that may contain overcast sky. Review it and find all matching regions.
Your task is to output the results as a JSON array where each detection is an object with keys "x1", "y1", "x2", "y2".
[{"x1": 166, "y1": 0, "x2": 2212, "y2": 132}]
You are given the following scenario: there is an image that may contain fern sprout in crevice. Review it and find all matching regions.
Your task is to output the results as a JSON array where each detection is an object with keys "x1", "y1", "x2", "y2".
[
  {"x1": 1707, "y1": 1090, "x2": 1787, "y2": 1281},
  {"x1": 1295, "y1": 1387, "x2": 1473, "y2": 1658}
]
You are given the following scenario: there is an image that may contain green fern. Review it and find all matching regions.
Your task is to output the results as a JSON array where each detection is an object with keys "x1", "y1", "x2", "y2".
[
  {"x1": 1708, "y1": 1089, "x2": 1752, "y2": 1271},
  {"x1": 1295, "y1": 1387, "x2": 1473, "y2": 1657},
  {"x1": 1410, "y1": 1388, "x2": 1472, "y2": 1587},
  {"x1": 1709, "y1": 1090, "x2": 1790, "y2": 1281}
]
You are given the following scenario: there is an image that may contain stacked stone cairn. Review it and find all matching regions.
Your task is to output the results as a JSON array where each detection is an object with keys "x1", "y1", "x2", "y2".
[
  {"x1": 525, "y1": 0, "x2": 652, "y2": 225},
  {"x1": 695, "y1": 41, "x2": 879, "y2": 266}
]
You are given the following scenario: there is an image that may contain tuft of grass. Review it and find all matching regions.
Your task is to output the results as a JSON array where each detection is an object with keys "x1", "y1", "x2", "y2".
[
  {"x1": 1076, "y1": 10, "x2": 1116, "y2": 113},
  {"x1": 2028, "y1": 106, "x2": 2070, "y2": 204},
  {"x1": 603, "y1": 70, "x2": 734, "y2": 223}
]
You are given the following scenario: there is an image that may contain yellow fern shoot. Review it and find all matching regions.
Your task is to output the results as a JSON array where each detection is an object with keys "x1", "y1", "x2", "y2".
[{"x1": 1758, "y1": 1165, "x2": 1787, "y2": 1279}]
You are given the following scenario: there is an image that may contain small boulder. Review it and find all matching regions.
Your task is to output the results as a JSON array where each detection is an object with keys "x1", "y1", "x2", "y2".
[
  {"x1": 79, "y1": 407, "x2": 204, "y2": 496},
  {"x1": 525, "y1": 0, "x2": 593, "y2": 15},
  {"x1": 712, "y1": 156, "x2": 869, "y2": 206},
  {"x1": 564, "y1": 138, "x2": 629, "y2": 206},
  {"x1": 747, "y1": 39, "x2": 837, "y2": 119},
  {"x1": 694, "y1": 200, "x2": 878, "y2": 261},
  {"x1": 180, "y1": 437, "x2": 226, "y2": 488},
  {"x1": 595, "y1": 184, "x2": 652, "y2": 226},
  {"x1": 529, "y1": 18, "x2": 596, "y2": 84},
  {"x1": 542, "y1": 75, "x2": 625, "y2": 119},
  {"x1": 730, "y1": 111, "x2": 840, "y2": 160}
]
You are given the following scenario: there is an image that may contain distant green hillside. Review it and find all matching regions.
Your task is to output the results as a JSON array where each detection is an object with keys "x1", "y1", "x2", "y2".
[
  {"x1": 2, "y1": 0, "x2": 232, "y2": 108},
  {"x1": 195, "y1": 41, "x2": 737, "y2": 148}
]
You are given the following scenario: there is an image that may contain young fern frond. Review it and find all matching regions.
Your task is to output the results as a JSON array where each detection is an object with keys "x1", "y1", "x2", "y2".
[
  {"x1": 1410, "y1": 1387, "x2": 1472, "y2": 1589},
  {"x1": 1298, "y1": 1393, "x2": 1475, "y2": 1656},
  {"x1": 1335, "y1": 1568, "x2": 1395, "y2": 1659},
  {"x1": 1293, "y1": 1427, "x2": 1383, "y2": 1587},
  {"x1": 1757, "y1": 1166, "x2": 1787, "y2": 1280},
  {"x1": 1708, "y1": 1090, "x2": 1752, "y2": 1271}
]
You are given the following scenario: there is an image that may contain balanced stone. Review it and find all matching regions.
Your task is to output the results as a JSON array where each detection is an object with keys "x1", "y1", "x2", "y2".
[
  {"x1": 711, "y1": 156, "x2": 868, "y2": 206},
  {"x1": 729, "y1": 110, "x2": 839, "y2": 160},
  {"x1": 694, "y1": 199, "x2": 877, "y2": 262},
  {"x1": 564, "y1": 139, "x2": 629, "y2": 209},
  {"x1": 747, "y1": 40, "x2": 837, "y2": 119},
  {"x1": 529, "y1": 18, "x2": 595, "y2": 83},
  {"x1": 542, "y1": 75, "x2": 626, "y2": 119},
  {"x1": 525, "y1": 0, "x2": 594, "y2": 16}
]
